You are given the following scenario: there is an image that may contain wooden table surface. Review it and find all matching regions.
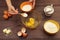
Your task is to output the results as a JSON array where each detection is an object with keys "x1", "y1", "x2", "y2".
[{"x1": 0, "y1": 0, "x2": 60, "y2": 40}]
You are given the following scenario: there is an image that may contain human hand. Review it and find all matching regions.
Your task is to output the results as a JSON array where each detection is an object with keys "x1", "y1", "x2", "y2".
[
  {"x1": 8, "y1": 5, "x2": 18, "y2": 15},
  {"x1": 29, "y1": 0, "x2": 35, "y2": 8},
  {"x1": 6, "y1": 0, "x2": 18, "y2": 15}
]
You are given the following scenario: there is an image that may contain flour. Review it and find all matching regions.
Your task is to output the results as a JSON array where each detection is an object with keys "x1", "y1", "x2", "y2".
[
  {"x1": 44, "y1": 22, "x2": 58, "y2": 33},
  {"x1": 22, "y1": 5, "x2": 32, "y2": 11}
]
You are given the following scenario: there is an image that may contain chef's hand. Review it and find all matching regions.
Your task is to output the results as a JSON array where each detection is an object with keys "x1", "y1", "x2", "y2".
[
  {"x1": 29, "y1": 0, "x2": 36, "y2": 8},
  {"x1": 6, "y1": 0, "x2": 18, "y2": 15},
  {"x1": 8, "y1": 5, "x2": 18, "y2": 15}
]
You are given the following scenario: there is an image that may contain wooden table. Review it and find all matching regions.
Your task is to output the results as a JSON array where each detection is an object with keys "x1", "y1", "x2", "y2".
[{"x1": 0, "y1": 0, "x2": 60, "y2": 40}]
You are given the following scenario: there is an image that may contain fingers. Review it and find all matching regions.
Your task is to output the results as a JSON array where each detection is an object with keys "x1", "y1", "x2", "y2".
[
  {"x1": 8, "y1": 6, "x2": 18, "y2": 15},
  {"x1": 8, "y1": 10, "x2": 18, "y2": 15},
  {"x1": 11, "y1": 6, "x2": 18, "y2": 14},
  {"x1": 15, "y1": 9, "x2": 18, "y2": 13},
  {"x1": 29, "y1": 0, "x2": 33, "y2": 2},
  {"x1": 32, "y1": 0, "x2": 35, "y2": 8},
  {"x1": 29, "y1": 0, "x2": 35, "y2": 2},
  {"x1": 29, "y1": 0, "x2": 36, "y2": 9},
  {"x1": 11, "y1": 6, "x2": 16, "y2": 11}
]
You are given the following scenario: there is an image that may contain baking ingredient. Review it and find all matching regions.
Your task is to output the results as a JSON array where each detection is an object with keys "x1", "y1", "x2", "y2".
[
  {"x1": 21, "y1": 13, "x2": 28, "y2": 17},
  {"x1": 44, "y1": 21, "x2": 59, "y2": 34},
  {"x1": 25, "y1": 18, "x2": 35, "y2": 28},
  {"x1": 8, "y1": 14, "x2": 12, "y2": 17},
  {"x1": 17, "y1": 31, "x2": 22, "y2": 36},
  {"x1": 21, "y1": 27, "x2": 26, "y2": 33},
  {"x1": 44, "y1": 4, "x2": 54, "y2": 16},
  {"x1": 4, "y1": 10, "x2": 8, "y2": 15},
  {"x1": 3, "y1": 28, "x2": 11, "y2": 34},
  {"x1": 22, "y1": 5, "x2": 32, "y2": 12},
  {"x1": 3, "y1": 15, "x2": 8, "y2": 19},
  {"x1": 6, "y1": 29, "x2": 11, "y2": 34},
  {"x1": 3, "y1": 28, "x2": 7, "y2": 33},
  {"x1": 23, "y1": 33, "x2": 27, "y2": 37}
]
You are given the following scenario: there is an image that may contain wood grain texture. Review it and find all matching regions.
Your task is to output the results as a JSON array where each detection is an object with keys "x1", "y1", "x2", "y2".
[{"x1": 0, "y1": 0, "x2": 60, "y2": 40}]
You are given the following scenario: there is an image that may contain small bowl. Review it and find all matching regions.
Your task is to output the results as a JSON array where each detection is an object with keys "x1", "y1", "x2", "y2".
[
  {"x1": 21, "y1": 10, "x2": 42, "y2": 29},
  {"x1": 44, "y1": 20, "x2": 60, "y2": 35},
  {"x1": 20, "y1": 1, "x2": 33, "y2": 12}
]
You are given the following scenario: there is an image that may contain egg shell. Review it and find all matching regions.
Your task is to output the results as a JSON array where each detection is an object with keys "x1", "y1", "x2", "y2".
[
  {"x1": 17, "y1": 31, "x2": 22, "y2": 36},
  {"x1": 22, "y1": 33, "x2": 28, "y2": 37},
  {"x1": 21, "y1": 27, "x2": 26, "y2": 33}
]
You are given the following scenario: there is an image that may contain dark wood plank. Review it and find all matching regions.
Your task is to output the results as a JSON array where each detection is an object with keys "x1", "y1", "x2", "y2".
[{"x1": 0, "y1": 0, "x2": 60, "y2": 40}]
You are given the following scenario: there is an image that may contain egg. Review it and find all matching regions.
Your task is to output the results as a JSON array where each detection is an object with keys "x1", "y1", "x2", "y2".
[
  {"x1": 29, "y1": 18, "x2": 35, "y2": 24},
  {"x1": 23, "y1": 33, "x2": 28, "y2": 37},
  {"x1": 8, "y1": 13, "x2": 12, "y2": 17},
  {"x1": 3, "y1": 28, "x2": 7, "y2": 33},
  {"x1": 25, "y1": 22, "x2": 32, "y2": 27},
  {"x1": 17, "y1": 31, "x2": 22, "y2": 36},
  {"x1": 21, "y1": 27, "x2": 26, "y2": 33},
  {"x1": 3, "y1": 15, "x2": 8, "y2": 19},
  {"x1": 6, "y1": 29, "x2": 11, "y2": 34},
  {"x1": 4, "y1": 10, "x2": 8, "y2": 15},
  {"x1": 25, "y1": 18, "x2": 35, "y2": 28}
]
